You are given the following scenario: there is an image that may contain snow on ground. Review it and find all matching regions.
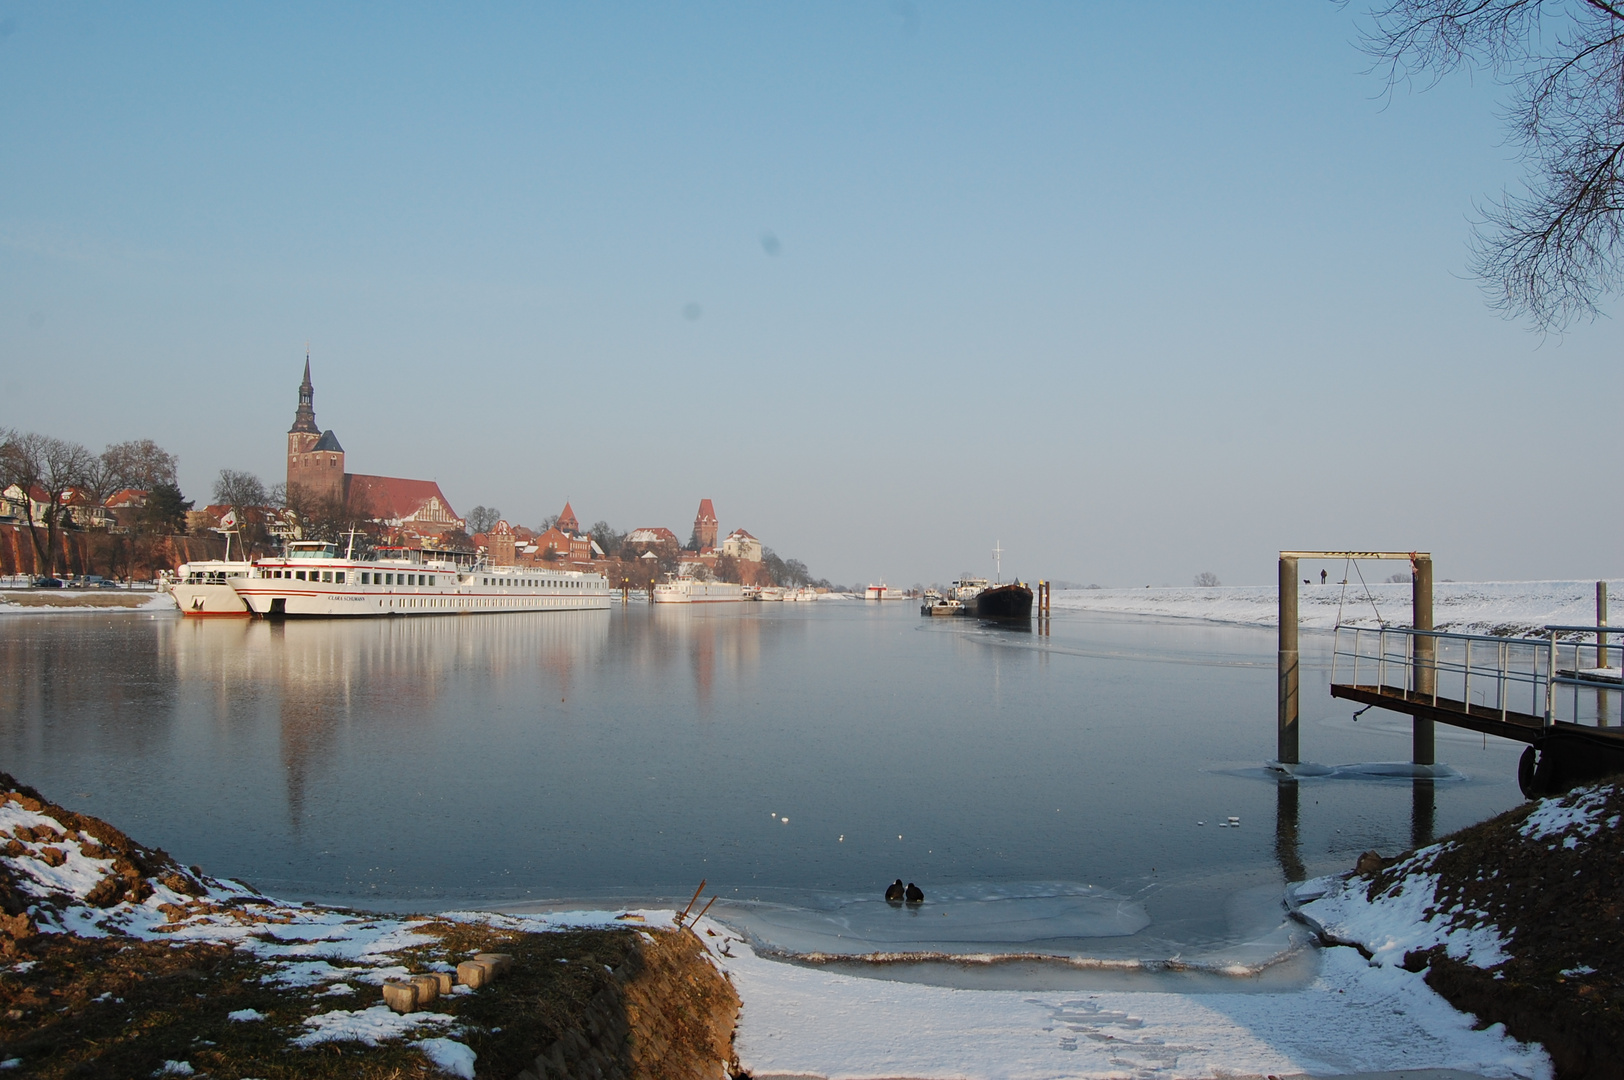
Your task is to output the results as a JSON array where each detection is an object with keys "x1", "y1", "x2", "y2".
[
  {"x1": 1052, "y1": 580, "x2": 1614, "y2": 636},
  {"x1": 0, "y1": 588, "x2": 175, "y2": 615},
  {"x1": 1518, "y1": 786, "x2": 1616, "y2": 841},
  {"x1": 1295, "y1": 858, "x2": 1509, "y2": 971},
  {"x1": 697, "y1": 913, "x2": 1549, "y2": 1080}
]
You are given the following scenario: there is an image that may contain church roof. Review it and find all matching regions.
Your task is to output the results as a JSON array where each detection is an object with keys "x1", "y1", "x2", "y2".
[
  {"x1": 313, "y1": 430, "x2": 344, "y2": 452},
  {"x1": 558, "y1": 501, "x2": 579, "y2": 531},
  {"x1": 345, "y1": 474, "x2": 458, "y2": 524},
  {"x1": 695, "y1": 498, "x2": 717, "y2": 522}
]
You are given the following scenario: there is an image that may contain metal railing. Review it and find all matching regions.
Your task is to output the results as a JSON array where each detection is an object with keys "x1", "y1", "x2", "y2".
[{"x1": 1331, "y1": 624, "x2": 1623, "y2": 729}]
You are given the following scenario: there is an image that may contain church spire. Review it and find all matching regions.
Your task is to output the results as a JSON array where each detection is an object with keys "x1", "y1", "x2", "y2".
[{"x1": 290, "y1": 349, "x2": 319, "y2": 435}]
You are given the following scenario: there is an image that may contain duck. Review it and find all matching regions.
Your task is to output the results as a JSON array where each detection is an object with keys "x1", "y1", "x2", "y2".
[
  {"x1": 905, "y1": 882, "x2": 924, "y2": 904},
  {"x1": 885, "y1": 879, "x2": 905, "y2": 903}
]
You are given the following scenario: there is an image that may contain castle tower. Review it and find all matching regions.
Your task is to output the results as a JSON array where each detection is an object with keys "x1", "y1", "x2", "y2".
[
  {"x1": 693, "y1": 498, "x2": 718, "y2": 552},
  {"x1": 286, "y1": 354, "x2": 346, "y2": 508},
  {"x1": 557, "y1": 501, "x2": 579, "y2": 536}
]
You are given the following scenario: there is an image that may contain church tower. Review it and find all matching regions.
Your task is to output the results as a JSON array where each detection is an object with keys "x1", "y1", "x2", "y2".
[{"x1": 286, "y1": 354, "x2": 346, "y2": 508}]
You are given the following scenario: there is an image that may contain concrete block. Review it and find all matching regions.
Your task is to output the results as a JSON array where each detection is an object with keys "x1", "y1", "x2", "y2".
[
  {"x1": 382, "y1": 979, "x2": 419, "y2": 1014},
  {"x1": 457, "y1": 959, "x2": 491, "y2": 989},
  {"x1": 410, "y1": 974, "x2": 439, "y2": 1004},
  {"x1": 474, "y1": 951, "x2": 515, "y2": 974},
  {"x1": 429, "y1": 970, "x2": 455, "y2": 994}
]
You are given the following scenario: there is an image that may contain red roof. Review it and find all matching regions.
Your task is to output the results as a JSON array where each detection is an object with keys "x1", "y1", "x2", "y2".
[
  {"x1": 345, "y1": 474, "x2": 460, "y2": 525},
  {"x1": 628, "y1": 526, "x2": 680, "y2": 544},
  {"x1": 104, "y1": 488, "x2": 149, "y2": 507},
  {"x1": 557, "y1": 501, "x2": 579, "y2": 533},
  {"x1": 695, "y1": 498, "x2": 717, "y2": 522}
]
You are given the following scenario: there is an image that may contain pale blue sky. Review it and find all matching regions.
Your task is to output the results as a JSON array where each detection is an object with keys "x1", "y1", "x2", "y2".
[{"x1": 2, "y1": 3, "x2": 1617, "y2": 586}]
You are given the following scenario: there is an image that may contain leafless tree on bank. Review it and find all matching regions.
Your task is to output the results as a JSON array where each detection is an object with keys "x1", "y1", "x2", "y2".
[
  {"x1": 1194, "y1": 571, "x2": 1221, "y2": 587},
  {"x1": 0, "y1": 431, "x2": 93, "y2": 578},
  {"x1": 1354, "y1": 0, "x2": 1624, "y2": 328}
]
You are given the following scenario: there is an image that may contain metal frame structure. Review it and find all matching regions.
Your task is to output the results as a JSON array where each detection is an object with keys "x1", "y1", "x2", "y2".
[{"x1": 1276, "y1": 550, "x2": 1432, "y2": 766}]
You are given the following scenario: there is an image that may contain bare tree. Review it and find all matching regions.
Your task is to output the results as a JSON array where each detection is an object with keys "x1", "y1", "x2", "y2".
[
  {"x1": 0, "y1": 432, "x2": 94, "y2": 577},
  {"x1": 1355, "y1": 0, "x2": 1624, "y2": 328},
  {"x1": 466, "y1": 505, "x2": 502, "y2": 535},
  {"x1": 212, "y1": 469, "x2": 268, "y2": 511},
  {"x1": 1194, "y1": 571, "x2": 1221, "y2": 587},
  {"x1": 99, "y1": 439, "x2": 178, "y2": 492}
]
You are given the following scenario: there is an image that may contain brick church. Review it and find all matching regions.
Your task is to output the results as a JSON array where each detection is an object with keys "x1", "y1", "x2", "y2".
[{"x1": 286, "y1": 357, "x2": 464, "y2": 538}]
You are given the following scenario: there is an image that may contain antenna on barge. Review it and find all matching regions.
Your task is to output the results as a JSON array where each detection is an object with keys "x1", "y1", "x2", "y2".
[{"x1": 994, "y1": 540, "x2": 1003, "y2": 583}]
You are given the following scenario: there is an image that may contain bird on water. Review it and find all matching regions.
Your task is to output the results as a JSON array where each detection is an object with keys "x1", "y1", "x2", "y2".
[
  {"x1": 885, "y1": 879, "x2": 905, "y2": 903},
  {"x1": 905, "y1": 882, "x2": 924, "y2": 904}
]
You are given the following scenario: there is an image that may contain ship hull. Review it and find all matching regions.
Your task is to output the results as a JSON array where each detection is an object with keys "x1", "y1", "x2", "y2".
[
  {"x1": 171, "y1": 583, "x2": 251, "y2": 616},
  {"x1": 969, "y1": 583, "x2": 1033, "y2": 620}
]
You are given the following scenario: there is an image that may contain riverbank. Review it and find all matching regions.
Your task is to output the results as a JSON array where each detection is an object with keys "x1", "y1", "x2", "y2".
[
  {"x1": 5, "y1": 767, "x2": 1601, "y2": 1079},
  {"x1": 0, "y1": 588, "x2": 175, "y2": 612},
  {"x1": 0, "y1": 773, "x2": 738, "y2": 1079},
  {"x1": 1051, "y1": 581, "x2": 1615, "y2": 637}
]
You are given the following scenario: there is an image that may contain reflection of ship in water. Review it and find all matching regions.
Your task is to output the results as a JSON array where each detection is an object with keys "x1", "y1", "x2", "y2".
[{"x1": 169, "y1": 613, "x2": 611, "y2": 831}]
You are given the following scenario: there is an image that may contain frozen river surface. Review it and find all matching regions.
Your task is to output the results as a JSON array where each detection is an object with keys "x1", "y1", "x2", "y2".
[{"x1": 0, "y1": 601, "x2": 1528, "y2": 969}]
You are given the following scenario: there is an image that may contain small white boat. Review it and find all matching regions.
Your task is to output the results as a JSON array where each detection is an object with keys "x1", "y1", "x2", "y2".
[
  {"x1": 757, "y1": 587, "x2": 787, "y2": 601},
  {"x1": 651, "y1": 578, "x2": 746, "y2": 604}
]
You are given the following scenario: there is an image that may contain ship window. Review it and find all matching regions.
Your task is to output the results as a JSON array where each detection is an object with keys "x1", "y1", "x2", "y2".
[
  {"x1": 334, "y1": 572, "x2": 345, "y2": 584},
  {"x1": 322, "y1": 571, "x2": 333, "y2": 583},
  {"x1": 361, "y1": 572, "x2": 369, "y2": 584},
  {"x1": 295, "y1": 570, "x2": 307, "y2": 581}
]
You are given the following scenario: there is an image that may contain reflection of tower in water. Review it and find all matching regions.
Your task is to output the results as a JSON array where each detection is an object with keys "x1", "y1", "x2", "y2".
[{"x1": 269, "y1": 614, "x2": 610, "y2": 833}]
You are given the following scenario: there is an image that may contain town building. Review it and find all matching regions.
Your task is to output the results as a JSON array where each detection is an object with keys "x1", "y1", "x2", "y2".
[
  {"x1": 719, "y1": 527, "x2": 762, "y2": 563},
  {"x1": 284, "y1": 356, "x2": 465, "y2": 539}
]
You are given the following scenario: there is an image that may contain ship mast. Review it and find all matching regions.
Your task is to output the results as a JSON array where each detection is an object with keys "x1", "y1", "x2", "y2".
[{"x1": 994, "y1": 540, "x2": 1002, "y2": 584}]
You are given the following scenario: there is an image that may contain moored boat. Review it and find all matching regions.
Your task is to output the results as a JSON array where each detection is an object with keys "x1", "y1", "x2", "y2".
[
  {"x1": 230, "y1": 540, "x2": 612, "y2": 617},
  {"x1": 168, "y1": 525, "x2": 253, "y2": 616},
  {"x1": 968, "y1": 582, "x2": 1034, "y2": 620},
  {"x1": 651, "y1": 578, "x2": 745, "y2": 604}
]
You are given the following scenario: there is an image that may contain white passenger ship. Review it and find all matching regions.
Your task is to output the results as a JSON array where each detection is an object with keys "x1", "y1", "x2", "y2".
[
  {"x1": 230, "y1": 541, "x2": 612, "y2": 617},
  {"x1": 651, "y1": 578, "x2": 745, "y2": 603}
]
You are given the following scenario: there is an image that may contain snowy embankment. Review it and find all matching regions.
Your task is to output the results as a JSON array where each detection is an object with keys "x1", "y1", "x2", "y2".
[
  {"x1": 1052, "y1": 580, "x2": 1614, "y2": 637},
  {"x1": 0, "y1": 588, "x2": 176, "y2": 614},
  {"x1": 3, "y1": 772, "x2": 1568, "y2": 1079}
]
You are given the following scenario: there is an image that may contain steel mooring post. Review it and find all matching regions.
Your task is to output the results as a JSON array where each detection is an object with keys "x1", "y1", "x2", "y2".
[
  {"x1": 1412, "y1": 555, "x2": 1435, "y2": 766},
  {"x1": 1278, "y1": 555, "x2": 1299, "y2": 765}
]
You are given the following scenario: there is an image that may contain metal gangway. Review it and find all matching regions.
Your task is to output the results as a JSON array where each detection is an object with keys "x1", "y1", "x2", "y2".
[{"x1": 1330, "y1": 624, "x2": 1624, "y2": 742}]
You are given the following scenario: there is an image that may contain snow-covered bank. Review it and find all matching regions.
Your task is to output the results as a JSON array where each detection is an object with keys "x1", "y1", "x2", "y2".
[
  {"x1": 709, "y1": 919, "x2": 1547, "y2": 1079},
  {"x1": 0, "y1": 771, "x2": 1571, "y2": 1079},
  {"x1": 0, "y1": 588, "x2": 176, "y2": 615},
  {"x1": 1052, "y1": 580, "x2": 1615, "y2": 637}
]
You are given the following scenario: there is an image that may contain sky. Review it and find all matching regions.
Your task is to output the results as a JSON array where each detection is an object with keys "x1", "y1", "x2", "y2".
[{"x1": 1, "y1": 2, "x2": 1618, "y2": 588}]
